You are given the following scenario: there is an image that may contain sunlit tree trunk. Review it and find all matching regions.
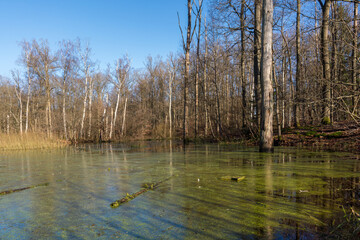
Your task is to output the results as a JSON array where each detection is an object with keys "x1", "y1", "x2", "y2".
[
  {"x1": 62, "y1": 86, "x2": 67, "y2": 140},
  {"x1": 121, "y1": 97, "x2": 127, "y2": 137},
  {"x1": 194, "y1": 0, "x2": 203, "y2": 138},
  {"x1": 88, "y1": 76, "x2": 93, "y2": 139},
  {"x1": 110, "y1": 91, "x2": 120, "y2": 139},
  {"x1": 319, "y1": 0, "x2": 331, "y2": 124},
  {"x1": 80, "y1": 74, "x2": 88, "y2": 138},
  {"x1": 260, "y1": 0, "x2": 274, "y2": 152},
  {"x1": 183, "y1": 0, "x2": 192, "y2": 143},
  {"x1": 12, "y1": 71, "x2": 23, "y2": 135}
]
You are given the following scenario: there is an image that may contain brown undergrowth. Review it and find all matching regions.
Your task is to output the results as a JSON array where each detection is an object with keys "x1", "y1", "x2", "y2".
[{"x1": 275, "y1": 121, "x2": 360, "y2": 153}]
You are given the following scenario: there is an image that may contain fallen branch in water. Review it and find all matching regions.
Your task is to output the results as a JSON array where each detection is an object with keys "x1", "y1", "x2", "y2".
[
  {"x1": 220, "y1": 176, "x2": 246, "y2": 182},
  {"x1": 110, "y1": 176, "x2": 173, "y2": 208},
  {"x1": 0, "y1": 182, "x2": 49, "y2": 196}
]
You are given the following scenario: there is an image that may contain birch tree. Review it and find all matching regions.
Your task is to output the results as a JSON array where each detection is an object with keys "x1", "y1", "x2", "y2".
[
  {"x1": 77, "y1": 40, "x2": 93, "y2": 138},
  {"x1": 109, "y1": 55, "x2": 130, "y2": 140}
]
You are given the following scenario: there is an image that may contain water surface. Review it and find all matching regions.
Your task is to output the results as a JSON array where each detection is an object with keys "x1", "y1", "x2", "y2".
[{"x1": 0, "y1": 142, "x2": 359, "y2": 239}]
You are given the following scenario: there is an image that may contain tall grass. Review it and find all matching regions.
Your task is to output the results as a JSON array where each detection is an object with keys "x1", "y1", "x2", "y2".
[{"x1": 0, "y1": 133, "x2": 69, "y2": 151}]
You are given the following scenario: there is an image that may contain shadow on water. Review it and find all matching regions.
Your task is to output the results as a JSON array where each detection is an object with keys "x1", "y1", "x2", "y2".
[{"x1": 0, "y1": 141, "x2": 359, "y2": 239}]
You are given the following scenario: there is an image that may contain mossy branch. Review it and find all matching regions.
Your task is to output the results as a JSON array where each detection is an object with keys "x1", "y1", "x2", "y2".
[
  {"x1": 0, "y1": 182, "x2": 49, "y2": 196},
  {"x1": 110, "y1": 176, "x2": 173, "y2": 208}
]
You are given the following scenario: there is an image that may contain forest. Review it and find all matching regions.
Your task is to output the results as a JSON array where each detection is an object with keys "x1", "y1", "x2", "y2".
[{"x1": 0, "y1": 0, "x2": 359, "y2": 150}]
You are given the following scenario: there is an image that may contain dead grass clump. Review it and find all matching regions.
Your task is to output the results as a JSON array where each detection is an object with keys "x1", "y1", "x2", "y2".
[{"x1": 0, "y1": 133, "x2": 69, "y2": 151}]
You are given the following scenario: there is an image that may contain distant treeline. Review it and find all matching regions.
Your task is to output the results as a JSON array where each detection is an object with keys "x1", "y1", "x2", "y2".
[{"x1": 0, "y1": 0, "x2": 358, "y2": 143}]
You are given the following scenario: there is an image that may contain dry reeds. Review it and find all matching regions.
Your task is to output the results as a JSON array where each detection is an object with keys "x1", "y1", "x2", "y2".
[{"x1": 0, "y1": 133, "x2": 69, "y2": 151}]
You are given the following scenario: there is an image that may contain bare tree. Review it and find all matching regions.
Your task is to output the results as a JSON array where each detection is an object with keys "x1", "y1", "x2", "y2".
[
  {"x1": 77, "y1": 40, "x2": 92, "y2": 138},
  {"x1": 109, "y1": 55, "x2": 130, "y2": 140},
  {"x1": 58, "y1": 40, "x2": 77, "y2": 140},
  {"x1": 12, "y1": 70, "x2": 23, "y2": 135},
  {"x1": 19, "y1": 41, "x2": 34, "y2": 134},
  {"x1": 32, "y1": 39, "x2": 57, "y2": 138}
]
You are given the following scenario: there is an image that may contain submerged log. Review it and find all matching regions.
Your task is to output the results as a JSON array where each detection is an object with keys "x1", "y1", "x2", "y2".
[
  {"x1": 220, "y1": 176, "x2": 246, "y2": 182},
  {"x1": 110, "y1": 176, "x2": 173, "y2": 208},
  {"x1": 0, "y1": 182, "x2": 49, "y2": 196}
]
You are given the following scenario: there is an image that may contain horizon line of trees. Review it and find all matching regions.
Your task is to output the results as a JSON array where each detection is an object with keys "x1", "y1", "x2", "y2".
[{"x1": 0, "y1": 0, "x2": 359, "y2": 149}]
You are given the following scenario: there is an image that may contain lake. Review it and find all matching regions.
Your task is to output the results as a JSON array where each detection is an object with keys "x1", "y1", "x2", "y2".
[{"x1": 0, "y1": 141, "x2": 359, "y2": 239}]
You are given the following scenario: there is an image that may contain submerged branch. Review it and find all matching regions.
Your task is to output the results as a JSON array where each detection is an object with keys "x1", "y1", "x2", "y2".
[
  {"x1": 110, "y1": 176, "x2": 174, "y2": 208},
  {"x1": 0, "y1": 182, "x2": 49, "y2": 196}
]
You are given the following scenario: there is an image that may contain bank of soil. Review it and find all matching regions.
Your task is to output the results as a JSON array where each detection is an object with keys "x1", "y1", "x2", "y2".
[{"x1": 275, "y1": 121, "x2": 360, "y2": 153}]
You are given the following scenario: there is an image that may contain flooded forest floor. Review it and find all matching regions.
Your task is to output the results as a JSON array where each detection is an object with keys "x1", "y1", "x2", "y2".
[{"x1": 274, "y1": 121, "x2": 360, "y2": 153}]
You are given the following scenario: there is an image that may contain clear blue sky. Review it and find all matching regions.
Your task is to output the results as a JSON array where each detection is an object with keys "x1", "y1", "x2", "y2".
[{"x1": 0, "y1": 0, "x2": 197, "y2": 77}]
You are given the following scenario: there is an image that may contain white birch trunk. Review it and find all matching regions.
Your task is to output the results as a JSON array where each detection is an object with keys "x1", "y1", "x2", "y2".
[
  {"x1": 80, "y1": 74, "x2": 88, "y2": 138},
  {"x1": 121, "y1": 97, "x2": 127, "y2": 137}
]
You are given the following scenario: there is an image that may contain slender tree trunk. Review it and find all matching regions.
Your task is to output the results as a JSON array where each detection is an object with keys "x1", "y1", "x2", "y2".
[
  {"x1": 7, "y1": 114, "x2": 10, "y2": 135},
  {"x1": 273, "y1": 61, "x2": 281, "y2": 137},
  {"x1": 46, "y1": 85, "x2": 52, "y2": 137},
  {"x1": 241, "y1": 0, "x2": 247, "y2": 128},
  {"x1": 19, "y1": 98, "x2": 23, "y2": 135},
  {"x1": 110, "y1": 91, "x2": 120, "y2": 140},
  {"x1": 320, "y1": 0, "x2": 331, "y2": 124},
  {"x1": 62, "y1": 87, "x2": 68, "y2": 140},
  {"x1": 204, "y1": 16, "x2": 209, "y2": 137},
  {"x1": 183, "y1": 0, "x2": 192, "y2": 143},
  {"x1": 110, "y1": 107, "x2": 114, "y2": 139},
  {"x1": 254, "y1": 0, "x2": 262, "y2": 126},
  {"x1": 88, "y1": 77, "x2": 93, "y2": 139},
  {"x1": 294, "y1": 0, "x2": 301, "y2": 127},
  {"x1": 168, "y1": 70, "x2": 173, "y2": 139},
  {"x1": 25, "y1": 66, "x2": 31, "y2": 134},
  {"x1": 195, "y1": 0, "x2": 202, "y2": 138},
  {"x1": 260, "y1": 0, "x2": 274, "y2": 152},
  {"x1": 353, "y1": 0, "x2": 358, "y2": 113},
  {"x1": 101, "y1": 93, "x2": 109, "y2": 141},
  {"x1": 80, "y1": 75, "x2": 88, "y2": 138},
  {"x1": 121, "y1": 97, "x2": 127, "y2": 137}
]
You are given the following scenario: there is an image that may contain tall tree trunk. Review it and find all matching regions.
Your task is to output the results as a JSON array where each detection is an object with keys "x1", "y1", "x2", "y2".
[
  {"x1": 46, "y1": 69, "x2": 52, "y2": 138},
  {"x1": 353, "y1": 0, "x2": 358, "y2": 113},
  {"x1": 241, "y1": 0, "x2": 247, "y2": 128},
  {"x1": 294, "y1": 0, "x2": 301, "y2": 127},
  {"x1": 25, "y1": 66, "x2": 31, "y2": 134},
  {"x1": 195, "y1": 0, "x2": 202, "y2": 138},
  {"x1": 183, "y1": 0, "x2": 192, "y2": 143},
  {"x1": 319, "y1": 0, "x2": 331, "y2": 124},
  {"x1": 260, "y1": 0, "x2": 274, "y2": 152},
  {"x1": 254, "y1": 0, "x2": 262, "y2": 126},
  {"x1": 204, "y1": 15, "x2": 209, "y2": 137},
  {"x1": 168, "y1": 69, "x2": 173, "y2": 139}
]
